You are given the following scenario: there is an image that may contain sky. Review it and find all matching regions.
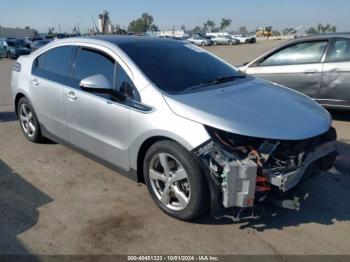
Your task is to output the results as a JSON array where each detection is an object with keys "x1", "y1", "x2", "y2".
[{"x1": 0, "y1": 0, "x2": 349, "y2": 33}]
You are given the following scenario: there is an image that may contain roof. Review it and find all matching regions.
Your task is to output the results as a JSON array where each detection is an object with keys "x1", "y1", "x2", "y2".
[
  {"x1": 245, "y1": 32, "x2": 350, "y2": 67},
  {"x1": 296, "y1": 33, "x2": 350, "y2": 40},
  {"x1": 85, "y1": 35, "x2": 182, "y2": 46}
]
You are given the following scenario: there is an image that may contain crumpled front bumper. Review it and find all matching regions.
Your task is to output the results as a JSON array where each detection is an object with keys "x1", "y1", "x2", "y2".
[{"x1": 265, "y1": 141, "x2": 337, "y2": 192}]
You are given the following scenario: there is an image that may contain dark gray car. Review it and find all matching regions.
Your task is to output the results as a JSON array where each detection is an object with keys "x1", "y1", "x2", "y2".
[
  {"x1": 30, "y1": 39, "x2": 51, "y2": 51},
  {"x1": 239, "y1": 34, "x2": 350, "y2": 109}
]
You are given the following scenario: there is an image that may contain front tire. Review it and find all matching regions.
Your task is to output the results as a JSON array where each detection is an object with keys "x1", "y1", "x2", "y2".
[
  {"x1": 17, "y1": 97, "x2": 44, "y2": 143},
  {"x1": 143, "y1": 140, "x2": 209, "y2": 220}
]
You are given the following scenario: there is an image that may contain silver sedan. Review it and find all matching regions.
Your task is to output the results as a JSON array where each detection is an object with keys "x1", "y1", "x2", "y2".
[
  {"x1": 239, "y1": 33, "x2": 350, "y2": 109},
  {"x1": 11, "y1": 36, "x2": 336, "y2": 220}
]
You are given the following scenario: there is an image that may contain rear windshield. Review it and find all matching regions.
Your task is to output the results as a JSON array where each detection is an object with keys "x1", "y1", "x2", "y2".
[{"x1": 119, "y1": 41, "x2": 240, "y2": 94}]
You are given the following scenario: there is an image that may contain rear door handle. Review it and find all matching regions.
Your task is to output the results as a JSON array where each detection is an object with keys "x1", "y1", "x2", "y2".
[
  {"x1": 31, "y1": 78, "x2": 39, "y2": 86},
  {"x1": 66, "y1": 91, "x2": 77, "y2": 101},
  {"x1": 303, "y1": 69, "x2": 317, "y2": 74}
]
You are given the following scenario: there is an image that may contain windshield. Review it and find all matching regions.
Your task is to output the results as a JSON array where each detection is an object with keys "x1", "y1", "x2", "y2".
[{"x1": 119, "y1": 40, "x2": 242, "y2": 94}]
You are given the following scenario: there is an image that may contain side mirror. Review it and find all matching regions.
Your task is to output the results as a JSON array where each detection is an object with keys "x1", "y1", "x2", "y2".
[{"x1": 79, "y1": 74, "x2": 113, "y2": 93}]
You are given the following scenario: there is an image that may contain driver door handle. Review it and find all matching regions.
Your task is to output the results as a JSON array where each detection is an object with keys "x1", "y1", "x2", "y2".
[{"x1": 66, "y1": 91, "x2": 77, "y2": 101}]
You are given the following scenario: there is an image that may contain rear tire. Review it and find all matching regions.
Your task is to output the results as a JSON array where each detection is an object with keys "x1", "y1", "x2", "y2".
[
  {"x1": 143, "y1": 140, "x2": 209, "y2": 220},
  {"x1": 17, "y1": 97, "x2": 44, "y2": 143}
]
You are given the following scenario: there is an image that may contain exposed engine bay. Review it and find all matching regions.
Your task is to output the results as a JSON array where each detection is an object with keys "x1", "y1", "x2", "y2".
[{"x1": 195, "y1": 126, "x2": 337, "y2": 218}]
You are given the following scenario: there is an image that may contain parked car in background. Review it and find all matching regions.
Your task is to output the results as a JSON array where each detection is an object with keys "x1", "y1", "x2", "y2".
[
  {"x1": 31, "y1": 39, "x2": 52, "y2": 51},
  {"x1": 210, "y1": 35, "x2": 238, "y2": 45},
  {"x1": 206, "y1": 32, "x2": 230, "y2": 38},
  {"x1": 232, "y1": 34, "x2": 257, "y2": 44},
  {"x1": 187, "y1": 35, "x2": 212, "y2": 46},
  {"x1": 54, "y1": 33, "x2": 70, "y2": 40},
  {"x1": 0, "y1": 41, "x2": 6, "y2": 57},
  {"x1": 239, "y1": 33, "x2": 350, "y2": 109},
  {"x1": 12, "y1": 36, "x2": 336, "y2": 220},
  {"x1": 23, "y1": 37, "x2": 33, "y2": 47},
  {"x1": 0, "y1": 38, "x2": 31, "y2": 59}
]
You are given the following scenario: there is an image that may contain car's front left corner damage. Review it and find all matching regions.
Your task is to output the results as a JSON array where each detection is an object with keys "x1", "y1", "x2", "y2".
[{"x1": 194, "y1": 125, "x2": 338, "y2": 221}]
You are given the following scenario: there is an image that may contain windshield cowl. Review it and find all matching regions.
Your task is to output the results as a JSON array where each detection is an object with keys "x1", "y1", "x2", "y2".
[{"x1": 183, "y1": 75, "x2": 247, "y2": 93}]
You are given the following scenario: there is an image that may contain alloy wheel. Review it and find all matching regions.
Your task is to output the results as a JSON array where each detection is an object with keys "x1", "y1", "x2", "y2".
[
  {"x1": 149, "y1": 153, "x2": 191, "y2": 211},
  {"x1": 19, "y1": 103, "x2": 36, "y2": 138}
]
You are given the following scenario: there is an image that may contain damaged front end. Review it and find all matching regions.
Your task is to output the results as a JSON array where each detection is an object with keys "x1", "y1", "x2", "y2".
[{"x1": 195, "y1": 126, "x2": 337, "y2": 219}]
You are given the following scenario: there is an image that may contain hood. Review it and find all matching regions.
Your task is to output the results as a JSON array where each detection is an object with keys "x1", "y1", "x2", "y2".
[{"x1": 163, "y1": 79, "x2": 331, "y2": 140}]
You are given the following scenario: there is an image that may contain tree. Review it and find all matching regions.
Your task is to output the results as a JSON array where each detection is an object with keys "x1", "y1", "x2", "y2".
[
  {"x1": 322, "y1": 24, "x2": 331, "y2": 33},
  {"x1": 238, "y1": 26, "x2": 248, "y2": 34},
  {"x1": 191, "y1": 26, "x2": 204, "y2": 34},
  {"x1": 181, "y1": 25, "x2": 186, "y2": 32},
  {"x1": 220, "y1": 18, "x2": 232, "y2": 31},
  {"x1": 128, "y1": 13, "x2": 157, "y2": 33},
  {"x1": 150, "y1": 24, "x2": 158, "y2": 32},
  {"x1": 203, "y1": 20, "x2": 216, "y2": 32},
  {"x1": 305, "y1": 27, "x2": 319, "y2": 35},
  {"x1": 307, "y1": 23, "x2": 337, "y2": 35}
]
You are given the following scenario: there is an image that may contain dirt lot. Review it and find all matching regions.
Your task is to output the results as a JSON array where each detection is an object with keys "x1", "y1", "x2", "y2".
[{"x1": 1, "y1": 40, "x2": 350, "y2": 256}]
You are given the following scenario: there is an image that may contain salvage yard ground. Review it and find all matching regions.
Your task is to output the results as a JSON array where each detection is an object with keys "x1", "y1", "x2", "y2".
[{"x1": 1, "y1": 39, "x2": 350, "y2": 255}]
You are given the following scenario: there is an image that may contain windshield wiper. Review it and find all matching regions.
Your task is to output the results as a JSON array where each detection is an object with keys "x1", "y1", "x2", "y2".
[
  {"x1": 186, "y1": 75, "x2": 246, "y2": 92},
  {"x1": 204, "y1": 75, "x2": 246, "y2": 85}
]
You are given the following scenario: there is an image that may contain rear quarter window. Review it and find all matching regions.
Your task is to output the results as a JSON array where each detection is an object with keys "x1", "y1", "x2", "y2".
[{"x1": 326, "y1": 38, "x2": 350, "y2": 62}]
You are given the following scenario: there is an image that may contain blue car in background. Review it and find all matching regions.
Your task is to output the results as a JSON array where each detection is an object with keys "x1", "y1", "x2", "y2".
[{"x1": 0, "y1": 38, "x2": 31, "y2": 59}]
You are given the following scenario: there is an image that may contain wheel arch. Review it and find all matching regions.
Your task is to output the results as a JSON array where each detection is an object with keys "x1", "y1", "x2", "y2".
[
  {"x1": 14, "y1": 92, "x2": 26, "y2": 118},
  {"x1": 136, "y1": 136, "x2": 176, "y2": 183}
]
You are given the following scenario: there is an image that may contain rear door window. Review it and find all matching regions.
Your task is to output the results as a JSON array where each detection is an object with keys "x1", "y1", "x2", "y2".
[
  {"x1": 325, "y1": 38, "x2": 350, "y2": 62},
  {"x1": 259, "y1": 41, "x2": 328, "y2": 66},
  {"x1": 32, "y1": 46, "x2": 75, "y2": 84}
]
